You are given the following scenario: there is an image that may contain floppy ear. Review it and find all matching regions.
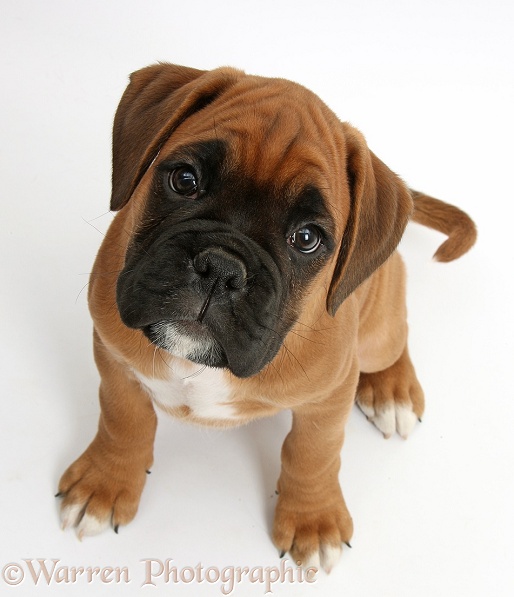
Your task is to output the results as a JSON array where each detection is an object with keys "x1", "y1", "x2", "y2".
[
  {"x1": 326, "y1": 123, "x2": 413, "y2": 315},
  {"x1": 111, "y1": 63, "x2": 241, "y2": 211}
]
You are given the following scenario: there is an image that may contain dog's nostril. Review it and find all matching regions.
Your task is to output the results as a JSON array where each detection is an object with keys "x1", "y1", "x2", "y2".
[
  {"x1": 225, "y1": 274, "x2": 246, "y2": 291},
  {"x1": 193, "y1": 254, "x2": 210, "y2": 276}
]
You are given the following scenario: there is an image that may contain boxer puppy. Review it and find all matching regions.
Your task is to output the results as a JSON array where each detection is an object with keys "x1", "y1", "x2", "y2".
[{"x1": 57, "y1": 63, "x2": 476, "y2": 571}]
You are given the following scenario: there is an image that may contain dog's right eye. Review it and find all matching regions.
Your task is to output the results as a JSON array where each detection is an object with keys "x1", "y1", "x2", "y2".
[{"x1": 169, "y1": 167, "x2": 199, "y2": 198}]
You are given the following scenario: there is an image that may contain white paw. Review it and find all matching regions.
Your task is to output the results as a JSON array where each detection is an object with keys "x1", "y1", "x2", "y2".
[
  {"x1": 302, "y1": 544, "x2": 342, "y2": 573},
  {"x1": 61, "y1": 504, "x2": 111, "y2": 539},
  {"x1": 395, "y1": 404, "x2": 418, "y2": 439},
  {"x1": 320, "y1": 544, "x2": 342, "y2": 572},
  {"x1": 357, "y1": 400, "x2": 418, "y2": 439},
  {"x1": 302, "y1": 550, "x2": 321, "y2": 570},
  {"x1": 60, "y1": 503, "x2": 84, "y2": 531}
]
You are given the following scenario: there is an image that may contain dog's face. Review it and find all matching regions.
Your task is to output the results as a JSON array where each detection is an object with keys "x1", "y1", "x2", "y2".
[
  {"x1": 112, "y1": 64, "x2": 413, "y2": 378},
  {"x1": 117, "y1": 137, "x2": 338, "y2": 378}
]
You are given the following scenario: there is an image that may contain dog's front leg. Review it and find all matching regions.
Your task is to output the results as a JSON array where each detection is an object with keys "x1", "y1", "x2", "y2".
[
  {"x1": 272, "y1": 361, "x2": 357, "y2": 572},
  {"x1": 57, "y1": 330, "x2": 157, "y2": 538}
]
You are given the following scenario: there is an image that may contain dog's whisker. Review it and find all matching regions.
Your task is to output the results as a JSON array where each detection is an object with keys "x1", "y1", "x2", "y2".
[
  {"x1": 82, "y1": 218, "x2": 109, "y2": 237},
  {"x1": 157, "y1": 348, "x2": 176, "y2": 373},
  {"x1": 252, "y1": 337, "x2": 287, "y2": 388},
  {"x1": 266, "y1": 310, "x2": 322, "y2": 333},
  {"x1": 75, "y1": 281, "x2": 91, "y2": 304},
  {"x1": 281, "y1": 342, "x2": 310, "y2": 381},
  {"x1": 288, "y1": 331, "x2": 326, "y2": 345},
  {"x1": 82, "y1": 218, "x2": 127, "y2": 253},
  {"x1": 81, "y1": 269, "x2": 124, "y2": 277},
  {"x1": 152, "y1": 345, "x2": 158, "y2": 378},
  {"x1": 137, "y1": 330, "x2": 145, "y2": 357},
  {"x1": 182, "y1": 365, "x2": 207, "y2": 380},
  {"x1": 85, "y1": 210, "x2": 114, "y2": 223}
]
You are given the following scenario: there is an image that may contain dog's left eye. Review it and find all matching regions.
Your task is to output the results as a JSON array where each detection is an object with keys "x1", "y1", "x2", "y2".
[
  {"x1": 169, "y1": 166, "x2": 199, "y2": 198},
  {"x1": 288, "y1": 226, "x2": 323, "y2": 254}
]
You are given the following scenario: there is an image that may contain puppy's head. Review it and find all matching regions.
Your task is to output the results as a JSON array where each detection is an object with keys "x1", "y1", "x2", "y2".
[{"x1": 111, "y1": 63, "x2": 412, "y2": 378}]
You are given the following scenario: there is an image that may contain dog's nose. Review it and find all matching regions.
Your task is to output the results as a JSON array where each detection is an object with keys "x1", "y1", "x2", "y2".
[{"x1": 193, "y1": 248, "x2": 247, "y2": 290}]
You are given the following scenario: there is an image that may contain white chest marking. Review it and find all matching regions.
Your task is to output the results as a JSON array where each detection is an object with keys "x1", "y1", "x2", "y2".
[{"x1": 134, "y1": 365, "x2": 239, "y2": 421}]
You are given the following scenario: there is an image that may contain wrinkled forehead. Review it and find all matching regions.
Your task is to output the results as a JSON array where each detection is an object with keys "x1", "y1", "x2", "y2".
[{"x1": 167, "y1": 76, "x2": 348, "y2": 197}]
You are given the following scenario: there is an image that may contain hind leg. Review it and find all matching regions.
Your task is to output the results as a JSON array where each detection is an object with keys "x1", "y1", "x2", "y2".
[
  {"x1": 355, "y1": 252, "x2": 425, "y2": 439},
  {"x1": 357, "y1": 347, "x2": 424, "y2": 439}
]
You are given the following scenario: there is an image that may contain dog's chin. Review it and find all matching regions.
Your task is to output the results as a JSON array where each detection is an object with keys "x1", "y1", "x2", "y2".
[{"x1": 143, "y1": 321, "x2": 228, "y2": 369}]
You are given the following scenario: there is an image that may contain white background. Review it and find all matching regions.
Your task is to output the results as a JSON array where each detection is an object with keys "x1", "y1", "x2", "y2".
[{"x1": 1, "y1": 0, "x2": 513, "y2": 595}]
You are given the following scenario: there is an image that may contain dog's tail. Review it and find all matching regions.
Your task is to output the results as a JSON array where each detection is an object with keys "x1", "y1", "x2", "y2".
[{"x1": 409, "y1": 190, "x2": 477, "y2": 262}]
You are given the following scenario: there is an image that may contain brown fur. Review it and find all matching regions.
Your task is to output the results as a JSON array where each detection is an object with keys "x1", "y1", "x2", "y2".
[
  {"x1": 58, "y1": 64, "x2": 476, "y2": 568},
  {"x1": 410, "y1": 190, "x2": 477, "y2": 261}
]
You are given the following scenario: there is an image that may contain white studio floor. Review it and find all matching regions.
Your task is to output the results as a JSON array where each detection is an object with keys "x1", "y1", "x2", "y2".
[{"x1": 1, "y1": 1, "x2": 513, "y2": 596}]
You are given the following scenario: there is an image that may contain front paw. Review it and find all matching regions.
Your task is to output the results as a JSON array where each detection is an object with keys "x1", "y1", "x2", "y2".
[
  {"x1": 272, "y1": 490, "x2": 353, "y2": 573},
  {"x1": 57, "y1": 447, "x2": 148, "y2": 539}
]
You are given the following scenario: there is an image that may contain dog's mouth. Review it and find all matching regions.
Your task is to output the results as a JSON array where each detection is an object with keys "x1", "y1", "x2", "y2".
[
  {"x1": 143, "y1": 320, "x2": 228, "y2": 370},
  {"x1": 116, "y1": 220, "x2": 290, "y2": 378}
]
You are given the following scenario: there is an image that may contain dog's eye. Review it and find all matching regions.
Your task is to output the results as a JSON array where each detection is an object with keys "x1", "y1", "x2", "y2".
[
  {"x1": 288, "y1": 226, "x2": 323, "y2": 254},
  {"x1": 169, "y1": 166, "x2": 199, "y2": 198}
]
